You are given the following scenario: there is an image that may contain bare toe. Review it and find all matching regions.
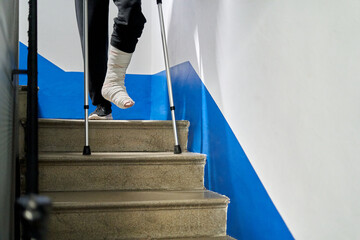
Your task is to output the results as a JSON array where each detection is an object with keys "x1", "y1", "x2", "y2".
[{"x1": 124, "y1": 101, "x2": 135, "y2": 108}]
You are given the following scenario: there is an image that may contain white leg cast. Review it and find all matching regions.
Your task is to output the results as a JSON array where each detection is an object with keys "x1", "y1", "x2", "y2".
[{"x1": 101, "y1": 45, "x2": 135, "y2": 109}]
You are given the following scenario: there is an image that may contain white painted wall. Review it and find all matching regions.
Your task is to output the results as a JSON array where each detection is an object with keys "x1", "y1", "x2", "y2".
[
  {"x1": 160, "y1": 0, "x2": 360, "y2": 239},
  {"x1": 18, "y1": 0, "x2": 360, "y2": 239}
]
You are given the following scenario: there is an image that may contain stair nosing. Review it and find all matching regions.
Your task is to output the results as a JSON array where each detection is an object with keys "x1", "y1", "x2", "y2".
[
  {"x1": 46, "y1": 190, "x2": 230, "y2": 210},
  {"x1": 38, "y1": 118, "x2": 190, "y2": 128},
  {"x1": 51, "y1": 199, "x2": 229, "y2": 211},
  {"x1": 168, "y1": 237, "x2": 235, "y2": 240},
  {"x1": 33, "y1": 152, "x2": 206, "y2": 165}
]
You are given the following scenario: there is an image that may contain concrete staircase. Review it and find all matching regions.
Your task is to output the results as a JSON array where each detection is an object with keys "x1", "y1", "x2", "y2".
[{"x1": 19, "y1": 87, "x2": 235, "y2": 240}]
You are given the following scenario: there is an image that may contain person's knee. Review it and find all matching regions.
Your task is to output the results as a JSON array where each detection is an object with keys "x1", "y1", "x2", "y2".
[
  {"x1": 113, "y1": 6, "x2": 146, "y2": 45},
  {"x1": 128, "y1": 3, "x2": 146, "y2": 35},
  {"x1": 111, "y1": 1, "x2": 146, "y2": 52}
]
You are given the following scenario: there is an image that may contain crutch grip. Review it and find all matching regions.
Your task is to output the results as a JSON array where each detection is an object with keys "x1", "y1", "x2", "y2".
[{"x1": 157, "y1": 0, "x2": 162, "y2": 4}]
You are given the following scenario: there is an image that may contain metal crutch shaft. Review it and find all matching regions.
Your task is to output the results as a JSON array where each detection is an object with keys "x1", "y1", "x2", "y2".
[
  {"x1": 83, "y1": 0, "x2": 91, "y2": 155},
  {"x1": 156, "y1": 0, "x2": 181, "y2": 154}
]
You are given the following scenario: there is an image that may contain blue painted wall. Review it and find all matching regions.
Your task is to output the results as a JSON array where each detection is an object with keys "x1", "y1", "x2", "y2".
[
  {"x1": 19, "y1": 42, "x2": 168, "y2": 120},
  {"x1": 170, "y1": 62, "x2": 294, "y2": 240},
  {"x1": 20, "y1": 42, "x2": 293, "y2": 239}
]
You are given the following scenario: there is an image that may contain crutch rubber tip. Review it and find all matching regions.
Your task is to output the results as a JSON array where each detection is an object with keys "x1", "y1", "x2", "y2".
[
  {"x1": 83, "y1": 146, "x2": 91, "y2": 155},
  {"x1": 174, "y1": 145, "x2": 182, "y2": 154}
]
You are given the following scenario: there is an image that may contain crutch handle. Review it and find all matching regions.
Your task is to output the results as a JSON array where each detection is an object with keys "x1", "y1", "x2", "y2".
[{"x1": 157, "y1": 0, "x2": 162, "y2": 4}]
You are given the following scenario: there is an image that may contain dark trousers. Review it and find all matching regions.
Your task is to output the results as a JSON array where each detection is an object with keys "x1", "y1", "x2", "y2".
[{"x1": 75, "y1": 0, "x2": 146, "y2": 108}]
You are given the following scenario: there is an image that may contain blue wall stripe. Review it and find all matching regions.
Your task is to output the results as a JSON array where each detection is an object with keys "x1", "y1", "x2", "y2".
[
  {"x1": 20, "y1": 41, "x2": 293, "y2": 239},
  {"x1": 170, "y1": 62, "x2": 294, "y2": 240},
  {"x1": 19, "y1": 42, "x2": 168, "y2": 120}
]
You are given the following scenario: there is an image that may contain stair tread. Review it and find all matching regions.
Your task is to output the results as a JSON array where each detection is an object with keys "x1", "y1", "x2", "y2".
[
  {"x1": 37, "y1": 152, "x2": 206, "y2": 163},
  {"x1": 46, "y1": 190, "x2": 229, "y2": 209},
  {"x1": 38, "y1": 118, "x2": 190, "y2": 128}
]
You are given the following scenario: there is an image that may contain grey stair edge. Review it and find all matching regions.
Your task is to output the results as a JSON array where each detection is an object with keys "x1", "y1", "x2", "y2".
[
  {"x1": 46, "y1": 190, "x2": 230, "y2": 210},
  {"x1": 35, "y1": 152, "x2": 206, "y2": 164},
  {"x1": 37, "y1": 118, "x2": 190, "y2": 128},
  {"x1": 166, "y1": 236, "x2": 236, "y2": 240},
  {"x1": 51, "y1": 200, "x2": 228, "y2": 211}
]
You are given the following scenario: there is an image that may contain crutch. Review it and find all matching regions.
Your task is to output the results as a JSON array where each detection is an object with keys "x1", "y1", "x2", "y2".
[
  {"x1": 83, "y1": 0, "x2": 91, "y2": 155},
  {"x1": 156, "y1": 0, "x2": 182, "y2": 154}
]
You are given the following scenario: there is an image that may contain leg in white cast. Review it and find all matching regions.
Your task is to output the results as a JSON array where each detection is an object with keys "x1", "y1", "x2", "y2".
[{"x1": 101, "y1": 45, "x2": 135, "y2": 109}]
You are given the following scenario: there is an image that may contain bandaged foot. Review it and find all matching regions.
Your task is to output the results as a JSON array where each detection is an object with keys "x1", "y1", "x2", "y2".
[{"x1": 101, "y1": 45, "x2": 135, "y2": 109}]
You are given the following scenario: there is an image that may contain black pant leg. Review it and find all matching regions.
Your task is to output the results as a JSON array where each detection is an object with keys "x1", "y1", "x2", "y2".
[
  {"x1": 111, "y1": 0, "x2": 147, "y2": 53},
  {"x1": 75, "y1": 0, "x2": 112, "y2": 109}
]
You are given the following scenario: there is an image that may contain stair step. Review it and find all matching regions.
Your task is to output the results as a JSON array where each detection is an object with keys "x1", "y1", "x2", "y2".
[
  {"x1": 28, "y1": 152, "x2": 206, "y2": 192},
  {"x1": 46, "y1": 190, "x2": 230, "y2": 240},
  {"x1": 37, "y1": 119, "x2": 189, "y2": 152}
]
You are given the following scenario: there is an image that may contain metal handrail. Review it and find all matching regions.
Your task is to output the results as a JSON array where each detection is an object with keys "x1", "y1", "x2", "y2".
[
  {"x1": 15, "y1": 0, "x2": 51, "y2": 239},
  {"x1": 26, "y1": 0, "x2": 39, "y2": 195}
]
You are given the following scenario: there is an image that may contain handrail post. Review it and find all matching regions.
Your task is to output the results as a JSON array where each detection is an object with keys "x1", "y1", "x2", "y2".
[
  {"x1": 156, "y1": 0, "x2": 182, "y2": 154},
  {"x1": 26, "y1": 0, "x2": 39, "y2": 195},
  {"x1": 17, "y1": 0, "x2": 51, "y2": 239}
]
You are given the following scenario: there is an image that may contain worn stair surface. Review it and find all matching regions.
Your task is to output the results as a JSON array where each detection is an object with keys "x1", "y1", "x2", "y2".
[
  {"x1": 46, "y1": 190, "x2": 229, "y2": 240},
  {"x1": 37, "y1": 119, "x2": 189, "y2": 152},
  {"x1": 19, "y1": 87, "x2": 235, "y2": 240},
  {"x1": 31, "y1": 152, "x2": 206, "y2": 192}
]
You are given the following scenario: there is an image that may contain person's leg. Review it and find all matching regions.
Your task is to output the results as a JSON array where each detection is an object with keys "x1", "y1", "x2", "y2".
[
  {"x1": 75, "y1": 0, "x2": 112, "y2": 112},
  {"x1": 111, "y1": 0, "x2": 147, "y2": 53},
  {"x1": 101, "y1": 0, "x2": 146, "y2": 109}
]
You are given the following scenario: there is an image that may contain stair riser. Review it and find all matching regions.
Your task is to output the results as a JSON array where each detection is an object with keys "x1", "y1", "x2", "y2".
[
  {"x1": 39, "y1": 125, "x2": 188, "y2": 152},
  {"x1": 47, "y1": 206, "x2": 228, "y2": 240},
  {"x1": 37, "y1": 163, "x2": 205, "y2": 192}
]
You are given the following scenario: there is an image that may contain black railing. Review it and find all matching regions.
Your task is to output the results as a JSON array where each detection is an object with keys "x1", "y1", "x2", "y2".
[
  {"x1": 26, "y1": 0, "x2": 39, "y2": 195},
  {"x1": 14, "y1": 0, "x2": 51, "y2": 239}
]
